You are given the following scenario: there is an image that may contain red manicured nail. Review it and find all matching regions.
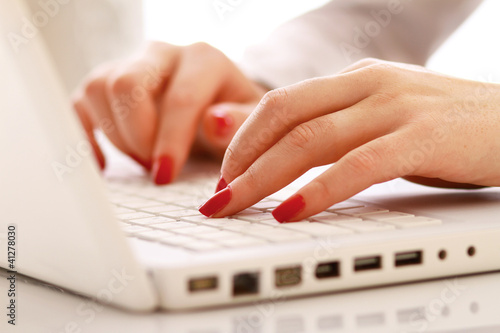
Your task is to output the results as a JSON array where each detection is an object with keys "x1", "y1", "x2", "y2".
[
  {"x1": 213, "y1": 111, "x2": 234, "y2": 137},
  {"x1": 272, "y1": 194, "x2": 306, "y2": 223},
  {"x1": 215, "y1": 176, "x2": 228, "y2": 193},
  {"x1": 199, "y1": 186, "x2": 232, "y2": 217},
  {"x1": 152, "y1": 155, "x2": 173, "y2": 185}
]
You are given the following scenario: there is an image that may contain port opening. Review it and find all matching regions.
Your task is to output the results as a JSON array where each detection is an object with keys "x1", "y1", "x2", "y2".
[
  {"x1": 315, "y1": 261, "x2": 340, "y2": 279},
  {"x1": 188, "y1": 276, "x2": 218, "y2": 292},
  {"x1": 395, "y1": 250, "x2": 423, "y2": 267},
  {"x1": 354, "y1": 255, "x2": 382, "y2": 272},
  {"x1": 233, "y1": 272, "x2": 259, "y2": 296},
  {"x1": 275, "y1": 266, "x2": 302, "y2": 287}
]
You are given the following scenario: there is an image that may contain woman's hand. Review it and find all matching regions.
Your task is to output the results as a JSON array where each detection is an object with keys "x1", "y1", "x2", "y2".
[
  {"x1": 72, "y1": 41, "x2": 266, "y2": 184},
  {"x1": 199, "y1": 58, "x2": 500, "y2": 221}
]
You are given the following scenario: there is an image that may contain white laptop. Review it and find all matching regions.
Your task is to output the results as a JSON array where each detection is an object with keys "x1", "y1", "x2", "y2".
[{"x1": 1, "y1": 1, "x2": 500, "y2": 312}]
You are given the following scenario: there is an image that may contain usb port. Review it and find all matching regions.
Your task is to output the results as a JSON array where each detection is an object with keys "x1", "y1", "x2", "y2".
[
  {"x1": 275, "y1": 266, "x2": 302, "y2": 287},
  {"x1": 395, "y1": 250, "x2": 422, "y2": 267},
  {"x1": 233, "y1": 272, "x2": 259, "y2": 296},
  {"x1": 315, "y1": 261, "x2": 340, "y2": 279},
  {"x1": 188, "y1": 276, "x2": 218, "y2": 292},
  {"x1": 354, "y1": 255, "x2": 382, "y2": 272}
]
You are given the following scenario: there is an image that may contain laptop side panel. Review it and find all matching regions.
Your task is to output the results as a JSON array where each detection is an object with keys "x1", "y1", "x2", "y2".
[{"x1": 0, "y1": 1, "x2": 158, "y2": 311}]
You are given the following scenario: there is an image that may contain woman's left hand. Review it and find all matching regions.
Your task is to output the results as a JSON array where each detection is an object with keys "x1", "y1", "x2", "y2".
[{"x1": 199, "y1": 58, "x2": 500, "y2": 222}]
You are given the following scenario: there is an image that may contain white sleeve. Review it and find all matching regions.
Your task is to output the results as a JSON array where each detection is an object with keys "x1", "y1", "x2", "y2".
[
  {"x1": 239, "y1": 0, "x2": 482, "y2": 89},
  {"x1": 25, "y1": 0, "x2": 144, "y2": 93}
]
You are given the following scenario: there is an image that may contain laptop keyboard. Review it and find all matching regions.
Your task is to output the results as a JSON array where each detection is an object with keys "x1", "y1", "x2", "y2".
[{"x1": 106, "y1": 175, "x2": 442, "y2": 252}]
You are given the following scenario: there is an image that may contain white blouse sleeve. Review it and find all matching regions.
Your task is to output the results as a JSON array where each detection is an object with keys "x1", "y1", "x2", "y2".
[{"x1": 239, "y1": 0, "x2": 482, "y2": 89}]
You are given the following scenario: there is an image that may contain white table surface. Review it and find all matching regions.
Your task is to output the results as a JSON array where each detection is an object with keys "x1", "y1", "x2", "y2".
[{"x1": 2, "y1": 268, "x2": 500, "y2": 333}]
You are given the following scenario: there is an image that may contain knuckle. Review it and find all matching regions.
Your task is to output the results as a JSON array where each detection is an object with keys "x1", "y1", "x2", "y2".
[
  {"x1": 83, "y1": 77, "x2": 106, "y2": 98},
  {"x1": 310, "y1": 179, "x2": 335, "y2": 200},
  {"x1": 107, "y1": 72, "x2": 139, "y2": 95},
  {"x1": 222, "y1": 146, "x2": 239, "y2": 175},
  {"x1": 286, "y1": 122, "x2": 319, "y2": 152},
  {"x1": 168, "y1": 88, "x2": 198, "y2": 109},
  {"x1": 346, "y1": 145, "x2": 383, "y2": 176},
  {"x1": 354, "y1": 57, "x2": 380, "y2": 68},
  {"x1": 145, "y1": 40, "x2": 170, "y2": 52},
  {"x1": 260, "y1": 88, "x2": 289, "y2": 111},
  {"x1": 242, "y1": 163, "x2": 262, "y2": 189},
  {"x1": 363, "y1": 62, "x2": 397, "y2": 81},
  {"x1": 187, "y1": 42, "x2": 218, "y2": 57}
]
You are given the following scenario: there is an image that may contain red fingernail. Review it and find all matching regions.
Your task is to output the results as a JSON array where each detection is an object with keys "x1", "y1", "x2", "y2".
[
  {"x1": 213, "y1": 111, "x2": 234, "y2": 137},
  {"x1": 199, "y1": 186, "x2": 232, "y2": 217},
  {"x1": 272, "y1": 194, "x2": 306, "y2": 223},
  {"x1": 215, "y1": 176, "x2": 228, "y2": 193},
  {"x1": 152, "y1": 155, "x2": 173, "y2": 185}
]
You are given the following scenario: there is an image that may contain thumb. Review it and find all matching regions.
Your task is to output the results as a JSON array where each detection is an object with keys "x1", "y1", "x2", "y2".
[{"x1": 199, "y1": 102, "x2": 257, "y2": 157}]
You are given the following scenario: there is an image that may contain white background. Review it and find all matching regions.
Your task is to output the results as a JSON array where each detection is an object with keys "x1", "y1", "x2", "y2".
[{"x1": 143, "y1": 0, "x2": 500, "y2": 82}]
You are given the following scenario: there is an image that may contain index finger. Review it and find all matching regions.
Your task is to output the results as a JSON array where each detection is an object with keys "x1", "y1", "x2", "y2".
[{"x1": 220, "y1": 69, "x2": 378, "y2": 188}]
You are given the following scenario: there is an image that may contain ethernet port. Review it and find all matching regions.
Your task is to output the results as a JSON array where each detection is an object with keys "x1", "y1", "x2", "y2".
[{"x1": 233, "y1": 272, "x2": 259, "y2": 296}]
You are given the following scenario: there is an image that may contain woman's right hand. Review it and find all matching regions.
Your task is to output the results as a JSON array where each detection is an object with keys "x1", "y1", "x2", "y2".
[{"x1": 72, "y1": 41, "x2": 267, "y2": 184}]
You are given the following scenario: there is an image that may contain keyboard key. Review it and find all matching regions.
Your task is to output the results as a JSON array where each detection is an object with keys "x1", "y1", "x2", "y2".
[
  {"x1": 141, "y1": 205, "x2": 186, "y2": 213},
  {"x1": 259, "y1": 231, "x2": 311, "y2": 243},
  {"x1": 122, "y1": 225, "x2": 151, "y2": 235},
  {"x1": 386, "y1": 216, "x2": 442, "y2": 229},
  {"x1": 363, "y1": 211, "x2": 415, "y2": 221},
  {"x1": 174, "y1": 198, "x2": 206, "y2": 208},
  {"x1": 118, "y1": 212, "x2": 155, "y2": 221},
  {"x1": 173, "y1": 226, "x2": 219, "y2": 235},
  {"x1": 219, "y1": 237, "x2": 268, "y2": 248},
  {"x1": 313, "y1": 215, "x2": 363, "y2": 224},
  {"x1": 153, "y1": 221, "x2": 197, "y2": 230},
  {"x1": 135, "y1": 230, "x2": 175, "y2": 241},
  {"x1": 237, "y1": 212, "x2": 276, "y2": 223},
  {"x1": 307, "y1": 212, "x2": 339, "y2": 220},
  {"x1": 181, "y1": 216, "x2": 247, "y2": 226},
  {"x1": 224, "y1": 224, "x2": 274, "y2": 234},
  {"x1": 183, "y1": 241, "x2": 222, "y2": 251},
  {"x1": 160, "y1": 209, "x2": 202, "y2": 219},
  {"x1": 335, "y1": 206, "x2": 389, "y2": 217},
  {"x1": 258, "y1": 219, "x2": 282, "y2": 227},
  {"x1": 129, "y1": 216, "x2": 177, "y2": 225},
  {"x1": 201, "y1": 219, "x2": 250, "y2": 228},
  {"x1": 281, "y1": 222, "x2": 353, "y2": 236},
  {"x1": 251, "y1": 201, "x2": 282, "y2": 210},
  {"x1": 120, "y1": 199, "x2": 162, "y2": 209},
  {"x1": 159, "y1": 235, "x2": 195, "y2": 246},
  {"x1": 236, "y1": 208, "x2": 263, "y2": 215},
  {"x1": 326, "y1": 201, "x2": 365, "y2": 211},
  {"x1": 335, "y1": 221, "x2": 396, "y2": 233},
  {"x1": 196, "y1": 231, "x2": 242, "y2": 241}
]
